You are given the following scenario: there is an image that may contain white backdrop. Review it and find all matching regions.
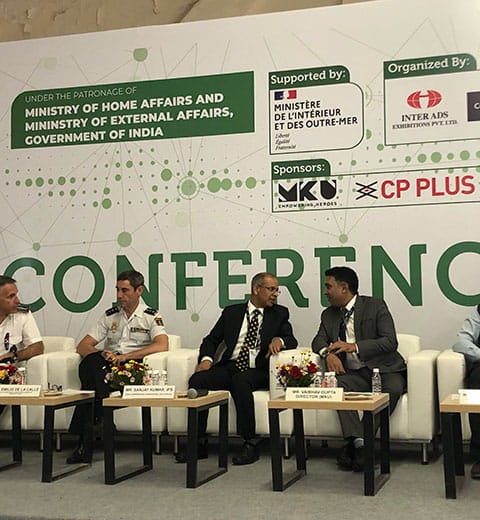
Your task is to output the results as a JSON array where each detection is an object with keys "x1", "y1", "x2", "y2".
[{"x1": 0, "y1": 0, "x2": 478, "y2": 350}]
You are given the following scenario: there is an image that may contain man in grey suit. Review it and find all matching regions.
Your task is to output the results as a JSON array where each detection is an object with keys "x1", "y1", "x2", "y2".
[{"x1": 312, "y1": 266, "x2": 406, "y2": 472}]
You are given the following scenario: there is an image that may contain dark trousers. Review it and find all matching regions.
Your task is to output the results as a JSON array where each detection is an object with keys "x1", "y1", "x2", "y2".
[
  {"x1": 69, "y1": 352, "x2": 112, "y2": 435},
  {"x1": 466, "y1": 362, "x2": 480, "y2": 459},
  {"x1": 188, "y1": 361, "x2": 269, "y2": 441},
  {"x1": 336, "y1": 366, "x2": 407, "y2": 439}
]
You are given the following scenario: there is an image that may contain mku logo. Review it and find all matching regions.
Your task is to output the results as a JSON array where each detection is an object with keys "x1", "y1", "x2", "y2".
[
  {"x1": 407, "y1": 90, "x2": 442, "y2": 109},
  {"x1": 278, "y1": 180, "x2": 337, "y2": 202}
]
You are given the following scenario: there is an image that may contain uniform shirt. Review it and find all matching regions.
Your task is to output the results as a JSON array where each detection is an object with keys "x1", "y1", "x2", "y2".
[
  {"x1": 0, "y1": 308, "x2": 42, "y2": 355},
  {"x1": 88, "y1": 301, "x2": 167, "y2": 355}
]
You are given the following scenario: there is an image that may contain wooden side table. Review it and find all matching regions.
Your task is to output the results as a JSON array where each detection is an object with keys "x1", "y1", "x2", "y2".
[
  {"x1": 439, "y1": 394, "x2": 480, "y2": 499},
  {"x1": 268, "y1": 393, "x2": 390, "y2": 496},
  {"x1": 102, "y1": 390, "x2": 229, "y2": 488},
  {"x1": 0, "y1": 392, "x2": 94, "y2": 482}
]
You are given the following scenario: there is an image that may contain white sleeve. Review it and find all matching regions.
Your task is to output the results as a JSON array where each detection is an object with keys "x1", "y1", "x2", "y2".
[{"x1": 20, "y1": 312, "x2": 42, "y2": 349}]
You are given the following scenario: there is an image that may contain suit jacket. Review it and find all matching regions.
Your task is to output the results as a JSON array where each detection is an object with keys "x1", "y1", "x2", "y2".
[
  {"x1": 198, "y1": 302, "x2": 298, "y2": 371},
  {"x1": 311, "y1": 295, "x2": 406, "y2": 373}
]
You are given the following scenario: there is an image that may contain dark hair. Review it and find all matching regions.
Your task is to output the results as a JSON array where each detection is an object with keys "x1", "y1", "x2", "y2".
[
  {"x1": 325, "y1": 266, "x2": 359, "y2": 294},
  {"x1": 251, "y1": 272, "x2": 277, "y2": 291},
  {"x1": 0, "y1": 275, "x2": 16, "y2": 288},
  {"x1": 117, "y1": 270, "x2": 144, "y2": 289}
]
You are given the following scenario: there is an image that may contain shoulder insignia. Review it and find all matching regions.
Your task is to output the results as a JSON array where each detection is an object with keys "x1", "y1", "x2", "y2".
[
  {"x1": 144, "y1": 308, "x2": 158, "y2": 316},
  {"x1": 154, "y1": 316, "x2": 164, "y2": 326},
  {"x1": 105, "y1": 305, "x2": 120, "y2": 316},
  {"x1": 17, "y1": 303, "x2": 30, "y2": 312}
]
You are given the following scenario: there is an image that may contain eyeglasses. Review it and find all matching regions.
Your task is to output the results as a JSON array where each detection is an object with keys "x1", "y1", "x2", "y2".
[{"x1": 260, "y1": 286, "x2": 281, "y2": 294}]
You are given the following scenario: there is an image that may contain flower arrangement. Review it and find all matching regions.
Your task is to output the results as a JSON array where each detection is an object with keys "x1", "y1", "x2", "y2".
[
  {"x1": 104, "y1": 360, "x2": 148, "y2": 391},
  {"x1": 0, "y1": 363, "x2": 19, "y2": 384},
  {"x1": 276, "y1": 350, "x2": 319, "y2": 388}
]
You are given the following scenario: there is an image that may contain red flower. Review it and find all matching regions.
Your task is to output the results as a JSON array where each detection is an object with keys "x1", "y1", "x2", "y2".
[
  {"x1": 289, "y1": 365, "x2": 302, "y2": 379},
  {"x1": 306, "y1": 362, "x2": 318, "y2": 374}
]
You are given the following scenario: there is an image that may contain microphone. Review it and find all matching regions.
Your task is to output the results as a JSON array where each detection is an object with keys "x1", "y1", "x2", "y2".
[{"x1": 187, "y1": 388, "x2": 209, "y2": 399}]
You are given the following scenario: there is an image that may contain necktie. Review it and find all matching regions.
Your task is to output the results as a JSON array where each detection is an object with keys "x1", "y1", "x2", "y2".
[
  {"x1": 235, "y1": 309, "x2": 260, "y2": 371},
  {"x1": 338, "y1": 307, "x2": 354, "y2": 341}
]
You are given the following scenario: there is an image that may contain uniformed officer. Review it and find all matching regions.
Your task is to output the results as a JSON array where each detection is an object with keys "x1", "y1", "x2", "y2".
[
  {"x1": 0, "y1": 275, "x2": 44, "y2": 414},
  {"x1": 66, "y1": 270, "x2": 168, "y2": 464}
]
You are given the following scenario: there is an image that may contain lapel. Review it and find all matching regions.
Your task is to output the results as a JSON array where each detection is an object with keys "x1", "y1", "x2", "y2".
[
  {"x1": 231, "y1": 303, "x2": 248, "y2": 347},
  {"x1": 353, "y1": 295, "x2": 363, "y2": 339}
]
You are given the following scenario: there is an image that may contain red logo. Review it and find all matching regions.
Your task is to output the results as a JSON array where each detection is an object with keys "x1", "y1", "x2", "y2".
[{"x1": 406, "y1": 90, "x2": 442, "y2": 109}]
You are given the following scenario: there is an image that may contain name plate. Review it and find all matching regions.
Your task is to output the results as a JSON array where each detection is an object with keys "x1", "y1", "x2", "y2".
[
  {"x1": 459, "y1": 389, "x2": 480, "y2": 404},
  {"x1": 122, "y1": 385, "x2": 175, "y2": 399},
  {"x1": 285, "y1": 387, "x2": 344, "y2": 401},
  {"x1": 0, "y1": 385, "x2": 41, "y2": 397}
]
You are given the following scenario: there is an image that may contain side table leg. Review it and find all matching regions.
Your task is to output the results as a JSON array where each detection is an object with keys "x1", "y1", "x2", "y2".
[
  {"x1": 104, "y1": 407, "x2": 116, "y2": 484},
  {"x1": 379, "y1": 405, "x2": 390, "y2": 474},
  {"x1": 441, "y1": 412, "x2": 458, "y2": 499},
  {"x1": 293, "y1": 409, "x2": 306, "y2": 472},
  {"x1": 12, "y1": 405, "x2": 22, "y2": 463},
  {"x1": 141, "y1": 407, "x2": 153, "y2": 468},
  {"x1": 218, "y1": 402, "x2": 228, "y2": 469},
  {"x1": 186, "y1": 407, "x2": 198, "y2": 488},
  {"x1": 269, "y1": 408, "x2": 283, "y2": 491},
  {"x1": 363, "y1": 411, "x2": 375, "y2": 496},
  {"x1": 41, "y1": 407, "x2": 55, "y2": 482}
]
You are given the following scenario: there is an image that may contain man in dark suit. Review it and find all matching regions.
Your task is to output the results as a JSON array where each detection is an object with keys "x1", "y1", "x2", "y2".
[
  {"x1": 312, "y1": 266, "x2": 406, "y2": 472},
  {"x1": 176, "y1": 272, "x2": 297, "y2": 465}
]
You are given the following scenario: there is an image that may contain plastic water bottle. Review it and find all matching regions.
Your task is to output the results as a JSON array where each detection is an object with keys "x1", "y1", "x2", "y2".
[
  {"x1": 151, "y1": 369, "x2": 160, "y2": 385},
  {"x1": 160, "y1": 369, "x2": 168, "y2": 386},
  {"x1": 322, "y1": 371, "x2": 337, "y2": 388},
  {"x1": 314, "y1": 369, "x2": 323, "y2": 387},
  {"x1": 371, "y1": 368, "x2": 382, "y2": 394}
]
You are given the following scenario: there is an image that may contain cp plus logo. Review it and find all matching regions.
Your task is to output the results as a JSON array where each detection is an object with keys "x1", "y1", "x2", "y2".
[{"x1": 406, "y1": 90, "x2": 442, "y2": 109}]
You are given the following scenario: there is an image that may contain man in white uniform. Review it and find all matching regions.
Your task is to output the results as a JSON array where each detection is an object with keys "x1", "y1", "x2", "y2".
[
  {"x1": 0, "y1": 275, "x2": 44, "y2": 414},
  {"x1": 66, "y1": 270, "x2": 168, "y2": 464}
]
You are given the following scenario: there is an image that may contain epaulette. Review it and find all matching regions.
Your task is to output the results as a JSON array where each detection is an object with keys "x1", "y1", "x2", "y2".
[
  {"x1": 144, "y1": 308, "x2": 158, "y2": 316},
  {"x1": 17, "y1": 303, "x2": 30, "y2": 313},
  {"x1": 105, "y1": 305, "x2": 120, "y2": 316}
]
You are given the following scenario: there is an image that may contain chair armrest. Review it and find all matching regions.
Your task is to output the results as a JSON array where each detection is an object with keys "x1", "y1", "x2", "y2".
[
  {"x1": 401, "y1": 349, "x2": 439, "y2": 439},
  {"x1": 437, "y1": 349, "x2": 466, "y2": 401},
  {"x1": 166, "y1": 348, "x2": 199, "y2": 392}
]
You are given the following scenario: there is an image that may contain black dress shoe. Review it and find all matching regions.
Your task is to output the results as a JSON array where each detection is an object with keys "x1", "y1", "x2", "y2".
[
  {"x1": 352, "y1": 446, "x2": 365, "y2": 473},
  {"x1": 232, "y1": 441, "x2": 259, "y2": 466},
  {"x1": 471, "y1": 460, "x2": 480, "y2": 479},
  {"x1": 337, "y1": 442, "x2": 354, "y2": 471},
  {"x1": 66, "y1": 444, "x2": 92, "y2": 464},
  {"x1": 175, "y1": 440, "x2": 208, "y2": 464}
]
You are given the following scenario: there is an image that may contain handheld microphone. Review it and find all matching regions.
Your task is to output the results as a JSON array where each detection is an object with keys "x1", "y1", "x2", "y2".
[{"x1": 187, "y1": 388, "x2": 209, "y2": 399}]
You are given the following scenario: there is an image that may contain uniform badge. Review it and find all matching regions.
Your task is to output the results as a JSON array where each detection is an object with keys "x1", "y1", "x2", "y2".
[
  {"x1": 106, "y1": 305, "x2": 120, "y2": 316},
  {"x1": 111, "y1": 322, "x2": 118, "y2": 333},
  {"x1": 154, "y1": 317, "x2": 164, "y2": 326}
]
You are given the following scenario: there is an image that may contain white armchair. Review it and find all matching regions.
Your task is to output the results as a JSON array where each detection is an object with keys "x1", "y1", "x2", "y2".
[
  {"x1": 437, "y1": 349, "x2": 470, "y2": 440},
  {"x1": 303, "y1": 334, "x2": 440, "y2": 463}
]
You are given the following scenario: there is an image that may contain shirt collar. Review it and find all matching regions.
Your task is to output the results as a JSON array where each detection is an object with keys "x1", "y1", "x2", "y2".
[
  {"x1": 344, "y1": 294, "x2": 357, "y2": 312},
  {"x1": 247, "y1": 301, "x2": 264, "y2": 316}
]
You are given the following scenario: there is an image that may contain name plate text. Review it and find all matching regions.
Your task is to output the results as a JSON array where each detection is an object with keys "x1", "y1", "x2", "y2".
[
  {"x1": 285, "y1": 387, "x2": 344, "y2": 401},
  {"x1": 0, "y1": 385, "x2": 41, "y2": 397},
  {"x1": 122, "y1": 385, "x2": 176, "y2": 398}
]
